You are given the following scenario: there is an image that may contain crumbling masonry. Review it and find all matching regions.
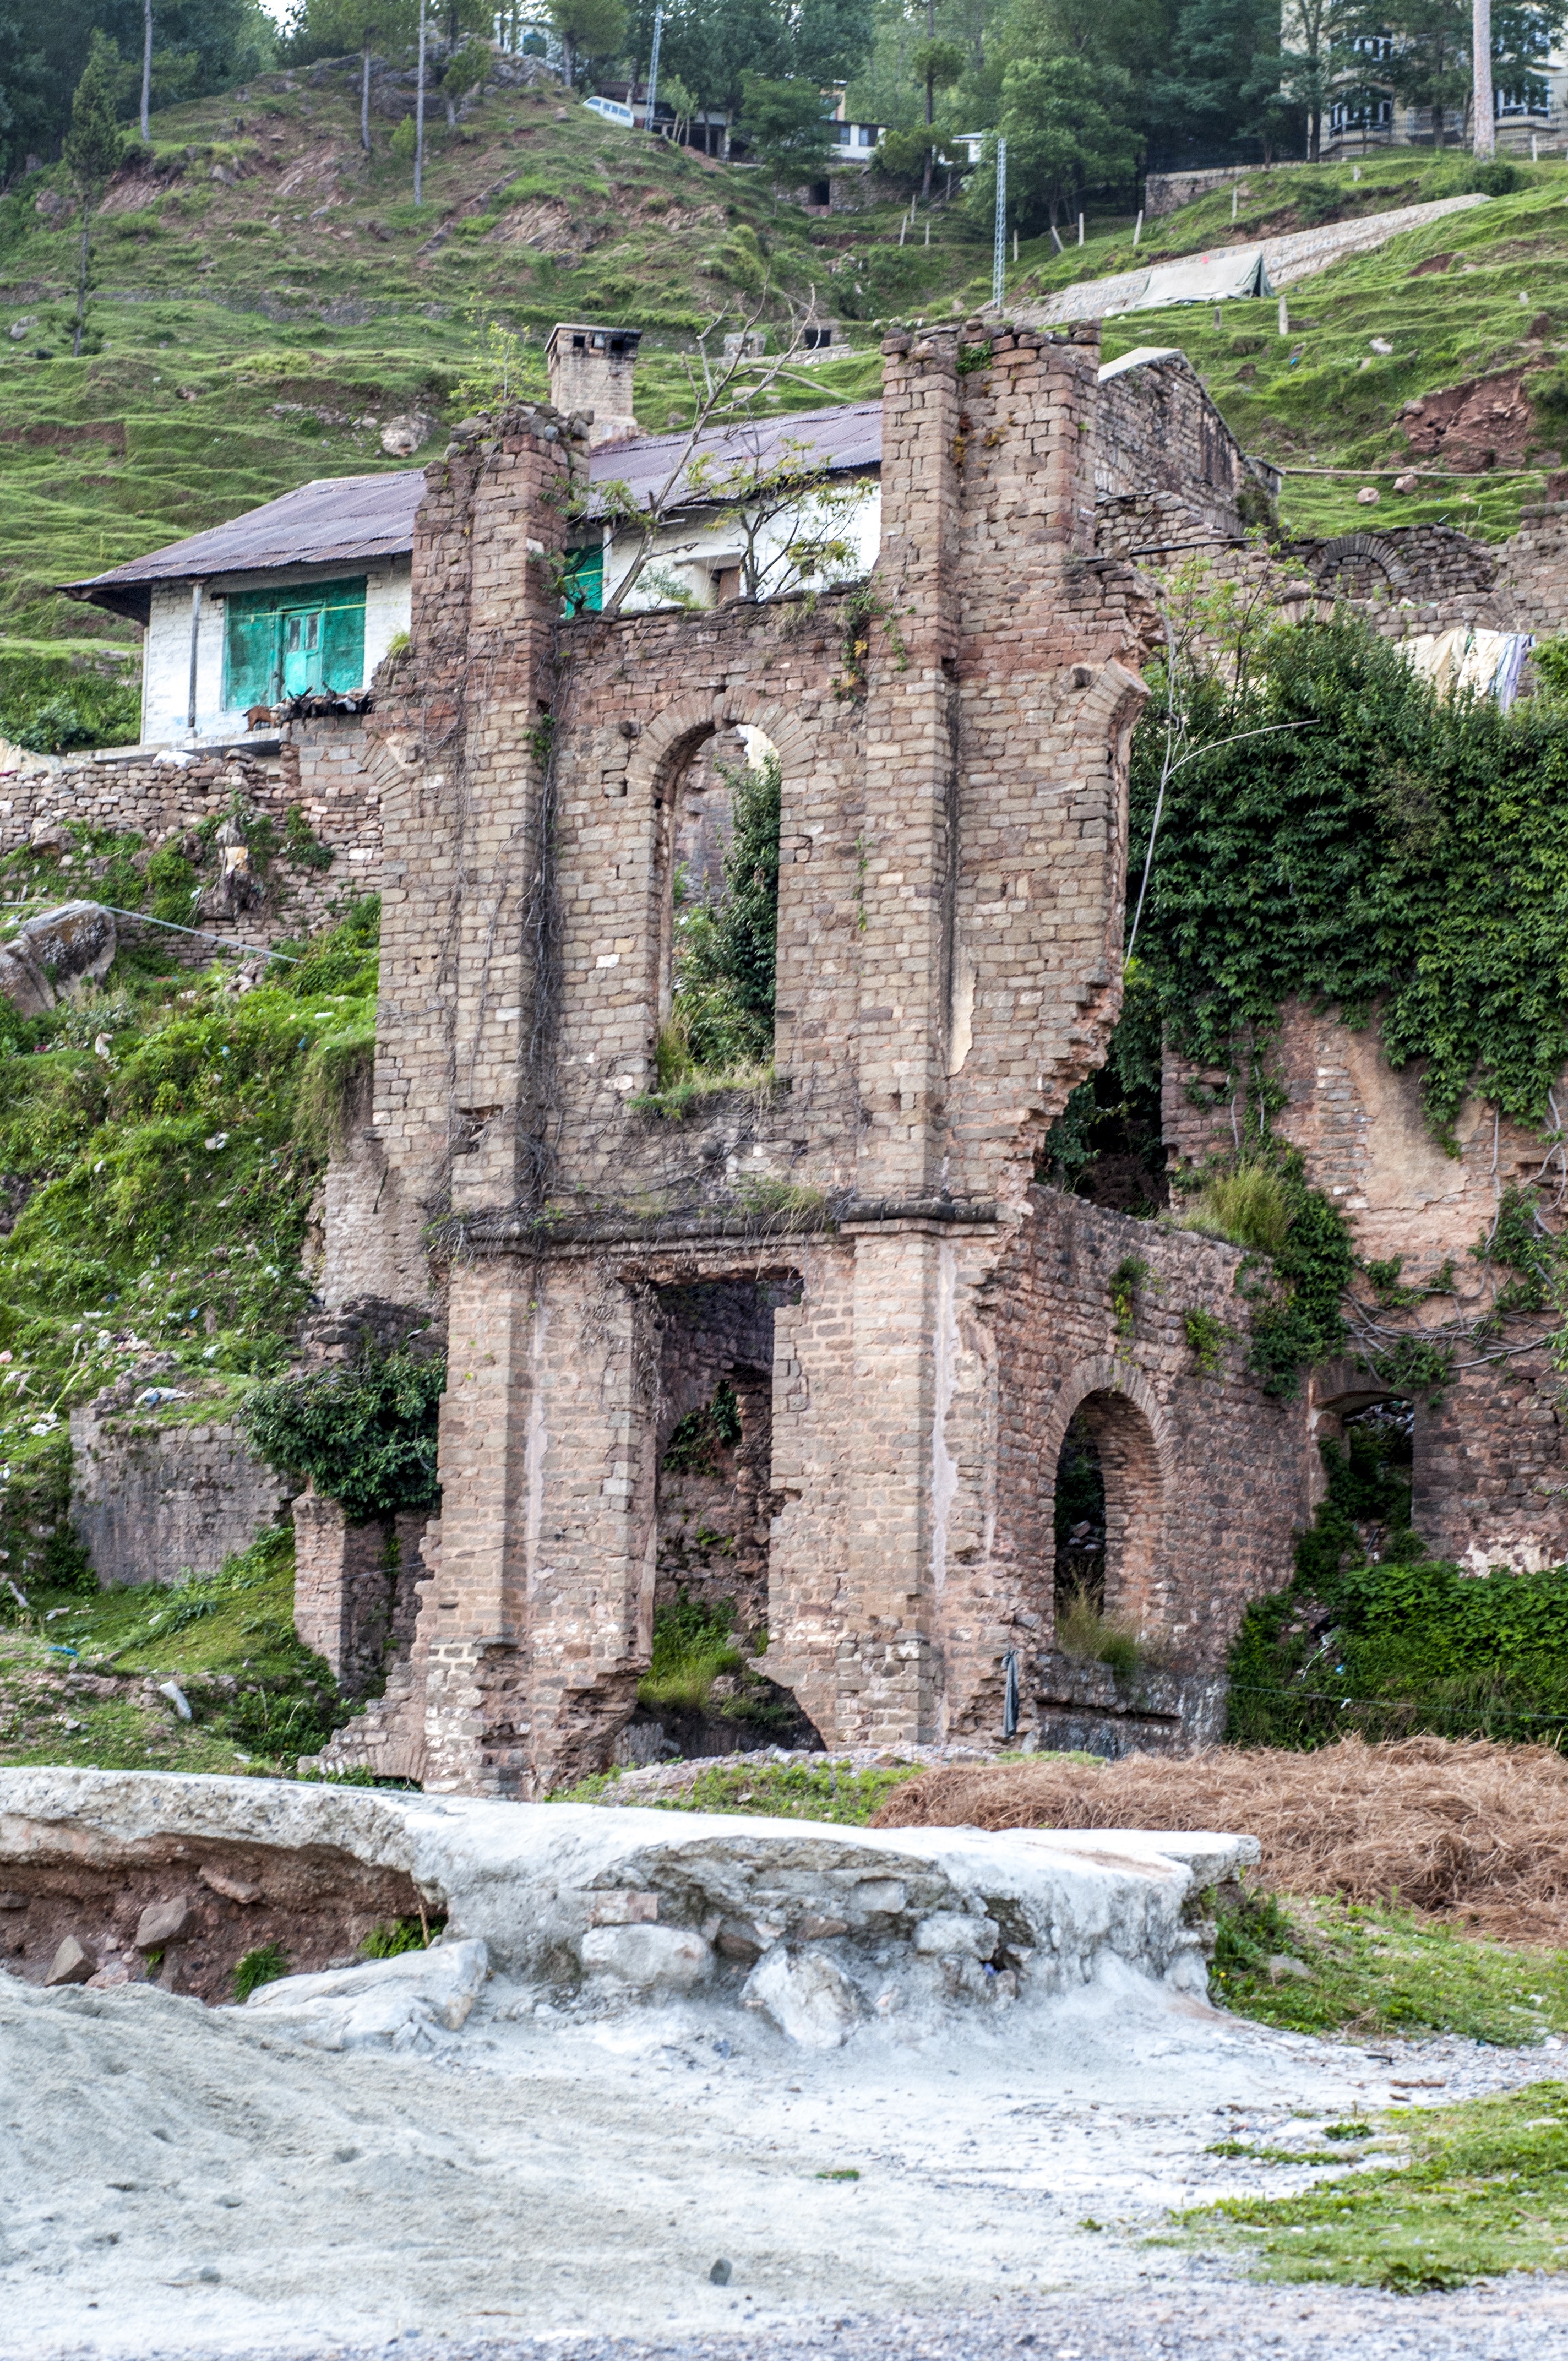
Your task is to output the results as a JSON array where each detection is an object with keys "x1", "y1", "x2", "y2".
[{"x1": 309, "y1": 324, "x2": 1304, "y2": 1793}]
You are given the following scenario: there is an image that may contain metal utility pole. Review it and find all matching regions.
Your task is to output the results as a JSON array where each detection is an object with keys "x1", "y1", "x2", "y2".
[
  {"x1": 140, "y1": 0, "x2": 153, "y2": 142},
  {"x1": 1473, "y1": 0, "x2": 1495, "y2": 156},
  {"x1": 414, "y1": 0, "x2": 428, "y2": 203},
  {"x1": 992, "y1": 136, "x2": 1006, "y2": 311},
  {"x1": 645, "y1": 6, "x2": 663, "y2": 134}
]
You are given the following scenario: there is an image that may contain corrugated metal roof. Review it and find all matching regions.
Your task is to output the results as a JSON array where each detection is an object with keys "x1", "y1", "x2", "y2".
[
  {"x1": 60, "y1": 401, "x2": 885, "y2": 621},
  {"x1": 584, "y1": 401, "x2": 883, "y2": 516},
  {"x1": 62, "y1": 470, "x2": 428, "y2": 621}
]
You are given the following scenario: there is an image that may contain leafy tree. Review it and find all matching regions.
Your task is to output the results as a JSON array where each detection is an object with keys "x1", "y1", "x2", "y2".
[
  {"x1": 63, "y1": 29, "x2": 123, "y2": 360},
  {"x1": 908, "y1": 32, "x2": 963, "y2": 189},
  {"x1": 243, "y1": 1349, "x2": 446, "y2": 1525},
  {"x1": 1335, "y1": 0, "x2": 1564, "y2": 151},
  {"x1": 549, "y1": 0, "x2": 629, "y2": 85},
  {"x1": 1145, "y1": 0, "x2": 1284, "y2": 163},
  {"x1": 973, "y1": 49, "x2": 1139, "y2": 232},
  {"x1": 624, "y1": 0, "x2": 873, "y2": 149},
  {"x1": 737, "y1": 69, "x2": 833, "y2": 191},
  {"x1": 1, "y1": 0, "x2": 275, "y2": 176}
]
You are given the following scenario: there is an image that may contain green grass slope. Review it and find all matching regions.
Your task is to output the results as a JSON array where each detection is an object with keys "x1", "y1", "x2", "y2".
[
  {"x1": 0, "y1": 62, "x2": 916, "y2": 646},
  {"x1": 6, "y1": 82, "x2": 1567, "y2": 672}
]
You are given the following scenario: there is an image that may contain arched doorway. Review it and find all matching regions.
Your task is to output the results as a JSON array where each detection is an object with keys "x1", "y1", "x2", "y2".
[
  {"x1": 1049, "y1": 1384, "x2": 1167, "y2": 1639},
  {"x1": 1311, "y1": 1382, "x2": 1417, "y2": 1561}
]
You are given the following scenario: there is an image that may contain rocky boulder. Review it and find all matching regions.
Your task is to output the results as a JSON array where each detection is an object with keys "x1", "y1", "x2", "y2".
[{"x1": 0, "y1": 901, "x2": 117, "y2": 1015}]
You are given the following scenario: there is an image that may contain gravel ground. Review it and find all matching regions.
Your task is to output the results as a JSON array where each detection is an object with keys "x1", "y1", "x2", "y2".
[{"x1": 53, "y1": 2277, "x2": 1568, "y2": 2360}]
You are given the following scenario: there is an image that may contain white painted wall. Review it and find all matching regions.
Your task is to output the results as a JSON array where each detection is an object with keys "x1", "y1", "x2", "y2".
[
  {"x1": 602, "y1": 483, "x2": 881, "y2": 613},
  {"x1": 140, "y1": 556, "x2": 412, "y2": 744}
]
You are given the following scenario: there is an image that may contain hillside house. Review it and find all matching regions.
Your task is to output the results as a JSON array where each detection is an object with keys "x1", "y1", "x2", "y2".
[{"x1": 59, "y1": 322, "x2": 1269, "y2": 752}]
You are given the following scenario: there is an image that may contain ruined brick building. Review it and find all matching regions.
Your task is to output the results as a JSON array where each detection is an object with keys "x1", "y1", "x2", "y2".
[
  {"x1": 38, "y1": 313, "x2": 1568, "y2": 1793},
  {"x1": 279, "y1": 322, "x2": 1305, "y2": 1793}
]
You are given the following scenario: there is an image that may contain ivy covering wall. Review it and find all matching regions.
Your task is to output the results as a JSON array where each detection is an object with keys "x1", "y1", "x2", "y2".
[{"x1": 1127, "y1": 601, "x2": 1568, "y2": 1145}]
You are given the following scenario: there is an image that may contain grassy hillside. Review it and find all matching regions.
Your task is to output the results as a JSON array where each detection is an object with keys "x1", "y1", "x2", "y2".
[
  {"x1": 6, "y1": 74, "x2": 1568, "y2": 702},
  {"x1": 0, "y1": 59, "x2": 924, "y2": 650}
]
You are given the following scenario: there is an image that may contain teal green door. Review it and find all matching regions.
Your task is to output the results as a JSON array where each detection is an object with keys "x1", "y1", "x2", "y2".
[
  {"x1": 225, "y1": 577, "x2": 368, "y2": 709},
  {"x1": 281, "y1": 606, "x2": 324, "y2": 695}
]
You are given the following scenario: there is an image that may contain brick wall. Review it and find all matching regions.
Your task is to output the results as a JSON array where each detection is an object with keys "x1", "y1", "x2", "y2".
[
  {"x1": 1096, "y1": 356, "x2": 1259, "y2": 543},
  {"x1": 309, "y1": 330, "x2": 1324, "y2": 1793},
  {"x1": 0, "y1": 717, "x2": 382, "y2": 952}
]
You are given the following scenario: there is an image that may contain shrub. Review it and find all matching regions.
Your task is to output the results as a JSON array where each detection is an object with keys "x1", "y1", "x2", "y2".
[
  {"x1": 231, "y1": 1940, "x2": 290, "y2": 2001},
  {"x1": 242, "y1": 1348, "x2": 446, "y2": 1524},
  {"x1": 360, "y1": 1916, "x2": 430, "y2": 1957}
]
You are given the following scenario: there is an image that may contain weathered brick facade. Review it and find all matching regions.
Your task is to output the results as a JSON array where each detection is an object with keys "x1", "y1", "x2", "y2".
[{"x1": 302, "y1": 324, "x2": 1314, "y2": 1795}]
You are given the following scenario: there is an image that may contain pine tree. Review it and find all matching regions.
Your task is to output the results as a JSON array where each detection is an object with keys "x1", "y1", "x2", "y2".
[{"x1": 62, "y1": 30, "x2": 123, "y2": 361}]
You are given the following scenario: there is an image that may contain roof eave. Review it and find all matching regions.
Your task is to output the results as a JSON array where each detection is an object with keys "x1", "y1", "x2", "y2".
[{"x1": 59, "y1": 581, "x2": 151, "y2": 627}]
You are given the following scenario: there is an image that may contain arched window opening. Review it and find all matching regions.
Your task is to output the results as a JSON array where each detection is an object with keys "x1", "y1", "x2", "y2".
[
  {"x1": 1049, "y1": 1388, "x2": 1166, "y2": 1645},
  {"x1": 1036, "y1": 976, "x2": 1167, "y2": 1214},
  {"x1": 655, "y1": 726, "x2": 780, "y2": 1101},
  {"x1": 1053, "y1": 1412, "x2": 1106, "y2": 1615}
]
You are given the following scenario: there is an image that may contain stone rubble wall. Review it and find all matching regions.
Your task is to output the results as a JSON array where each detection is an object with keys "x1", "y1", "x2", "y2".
[
  {"x1": 68, "y1": 1402, "x2": 297, "y2": 1588},
  {"x1": 0, "y1": 715, "x2": 382, "y2": 951}
]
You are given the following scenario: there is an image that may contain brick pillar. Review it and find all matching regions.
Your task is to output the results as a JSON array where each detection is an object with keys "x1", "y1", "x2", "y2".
[
  {"x1": 830, "y1": 334, "x2": 964, "y2": 1744},
  {"x1": 366, "y1": 403, "x2": 581, "y2": 1236},
  {"x1": 853, "y1": 330, "x2": 962, "y2": 1202},
  {"x1": 291, "y1": 1488, "x2": 393, "y2": 1695}
]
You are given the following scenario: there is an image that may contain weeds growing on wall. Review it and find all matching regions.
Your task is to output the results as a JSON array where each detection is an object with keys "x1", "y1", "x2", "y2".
[
  {"x1": 661, "y1": 1379, "x2": 743, "y2": 1476},
  {"x1": 0, "y1": 897, "x2": 379, "y2": 1596},
  {"x1": 1227, "y1": 1408, "x2": 1568, "y2": 1745},
  {"x1": 1129, "y1": 580, "x2": 1568, "y2": 1147}
]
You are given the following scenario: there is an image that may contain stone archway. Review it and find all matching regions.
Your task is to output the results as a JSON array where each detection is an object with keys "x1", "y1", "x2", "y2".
[
  {"x1": 1041, "y1": 1358, "x2": 1174, "y2": 1638},
  {"x1": 1304, "y1": 531, "x2": 1412, "y2": 602}
]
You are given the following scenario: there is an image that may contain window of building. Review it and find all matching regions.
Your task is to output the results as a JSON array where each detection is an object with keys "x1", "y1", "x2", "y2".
[
  {"x1": 224, "y1": 576, "x2": 367, "y2": 708},
  {"x1": 564, "y1": 542, "x2": 604, "y2": 613}
]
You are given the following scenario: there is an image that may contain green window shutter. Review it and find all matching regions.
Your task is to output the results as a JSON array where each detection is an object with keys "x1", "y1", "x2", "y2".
[
  {"x1": 319, "y1": 581, "x2": 367, "y2": 692},
  {"x1": 225, "y1": 599, "x2": 280, "y2": 708},
  {"x1": 224, "y1": 578, "x2": 367, "y2": 708},
  {"x1": 564, "y1": 542, "x2": 603, "y2": 613}
]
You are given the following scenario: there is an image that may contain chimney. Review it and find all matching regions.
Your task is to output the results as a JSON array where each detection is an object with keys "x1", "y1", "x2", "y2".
[{"x1": 546, "y1": 322, "x2": 643, "y2": 448}]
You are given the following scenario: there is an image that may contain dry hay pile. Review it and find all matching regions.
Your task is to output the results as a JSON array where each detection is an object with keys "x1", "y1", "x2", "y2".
[{"x1": 870, "y1": 1736, "x2": 1568, "y2": 1948}]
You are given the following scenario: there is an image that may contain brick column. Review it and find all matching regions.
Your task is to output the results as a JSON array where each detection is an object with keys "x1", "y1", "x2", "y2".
[
  {"x1": 853, "y1": 330, "x2": 962, "y2": 1202},
  {"x1": 366, "y1": 405, "x2": 580, "y2": 1234}
]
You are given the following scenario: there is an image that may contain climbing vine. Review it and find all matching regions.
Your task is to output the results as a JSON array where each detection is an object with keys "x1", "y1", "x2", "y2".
[{"x1": 1128, "y1": 585, "x2": 1568, "y2": 1147}]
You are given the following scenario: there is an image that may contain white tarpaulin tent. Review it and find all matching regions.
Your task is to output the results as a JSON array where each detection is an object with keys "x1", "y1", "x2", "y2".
[{"x1": 1043, "y1": 244, "x2": 1273, "y2": 324}]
